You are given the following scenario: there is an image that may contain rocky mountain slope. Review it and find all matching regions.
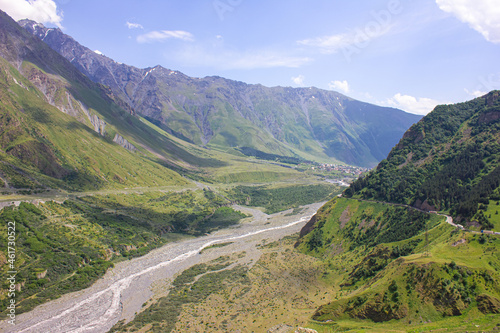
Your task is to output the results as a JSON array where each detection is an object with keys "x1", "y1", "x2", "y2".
[
  {"x1": 0, "y1": 10, "x2": 213, "y2": 191},
  {"x1": 295, "y1": 93, "x2": 500, "y2": 330},
  {"x1": 20, "y1": 19, "x2": 421, "y2": 167}
]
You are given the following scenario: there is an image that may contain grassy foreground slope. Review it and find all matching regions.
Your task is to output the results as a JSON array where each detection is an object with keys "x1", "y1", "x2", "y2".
[
  {"x1": 297, "y1": 197, "x2": 500, "y2": 332},
  {"x1": 107, "y1": 205, "x2": 498, "y2": 332}
]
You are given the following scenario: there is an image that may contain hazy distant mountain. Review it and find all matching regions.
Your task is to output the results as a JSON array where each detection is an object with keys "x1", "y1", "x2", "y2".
[{"x1": 20, "y1": 19, "x2": 421, "y2": 167}]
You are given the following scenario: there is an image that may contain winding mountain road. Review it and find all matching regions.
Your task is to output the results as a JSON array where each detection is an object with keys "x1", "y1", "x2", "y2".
[{"x1": 351, "y1": 197, "x2": 498, "y2": 235}]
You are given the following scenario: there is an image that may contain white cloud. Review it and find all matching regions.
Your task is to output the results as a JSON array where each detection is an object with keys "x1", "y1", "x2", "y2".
[
  {"x1": 227, "y1": 53, "x2": 310, "y2": 69},
  {"x1": 137, "y1": 30, "x2": 194, "y2": 43},
  {"x1": 328, "y1": 80, "x2": 350, "y2": 94},
  {"x1": 177, "y1": 45, "x2": 312, "y2": 70},
  {"x1": 126, "y1": 21, "x2": 143, "y2": 29},
  {"x1": 436, "y1": 0, "x2": 500, "y2": 43},
  {"x1": 297, "y1": 20, "x2": 395, "y2": 58},
  {"x1": 384, "y1": 93, "x2": 443, "y2": 115},
  {"x1": 291, "y1": 75, "x2": 305, "y2": 86},
  {"x1": 464, "y1": 88, "x2": 487, "y2": 98},
  {"x1": 0, "y1": 0, "x2": 63, "y2": 27},
  {"x1": 94, "y1": 50, "x2": 103, "y2": 55}
]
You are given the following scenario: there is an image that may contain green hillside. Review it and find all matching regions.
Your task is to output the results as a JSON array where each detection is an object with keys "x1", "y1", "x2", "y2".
[
  {"x1": 0, "y1": 58, "x2": 192, "y2": 191},
  {"x1": 0, "y1": 10, "x2": 193, "y2": 191},
  {"x1": 294, "y1": 93, "x2": 500, "y2": 331},
  {"x1": 345, "y1": 91, "x2": 500, "y2": 230},
  {"x1": 296, "y1": 197, "x2": 500, "y2": 332}
]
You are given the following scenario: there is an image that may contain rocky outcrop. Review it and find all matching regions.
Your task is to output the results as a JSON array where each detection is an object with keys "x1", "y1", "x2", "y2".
[
  {"x1": 82, "y1": 108, "x2": 106, "y2": 136},
  {"x1": 113, "y1": 134, "x2": 137, "y2": 151},
  {"x1": 36, "y1": 269, "x2": 47, "y2": 279},
  {"x1": 353, "y1": 300, "x2": 408, "y2": 322},
  {"x1": 294, "y1": 214, "x2": 317, "y2": 248},
  {"x1": 478, "y1": 110, "x2": 500, "y2": 124}
]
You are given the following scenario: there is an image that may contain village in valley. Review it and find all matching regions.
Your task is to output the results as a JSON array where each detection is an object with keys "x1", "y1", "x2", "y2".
[
  {"x1": 297, "y1": 163, "x2": 370, "y2": 186},
  {"x1": 311, "y1": 163, "x2": 369, "y2": 176}
]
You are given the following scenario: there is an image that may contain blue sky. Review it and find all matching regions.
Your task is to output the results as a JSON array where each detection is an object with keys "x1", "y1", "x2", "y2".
[{"x1": 1, "y1": 0, "x2": 500, "y2": 115}]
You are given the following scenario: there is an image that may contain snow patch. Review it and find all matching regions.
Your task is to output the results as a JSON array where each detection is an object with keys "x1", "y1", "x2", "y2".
[
  {"x1": 144, "y1": 67, "x2": 156, "y2": 78},
  {"x1": 43, "y1": 28, "x2": 53, "y2": 39}
]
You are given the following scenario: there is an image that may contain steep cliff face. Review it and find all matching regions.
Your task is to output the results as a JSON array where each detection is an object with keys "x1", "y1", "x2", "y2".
[{"x1": 20, "y1": 20, "x2": 421, "y2": 167}]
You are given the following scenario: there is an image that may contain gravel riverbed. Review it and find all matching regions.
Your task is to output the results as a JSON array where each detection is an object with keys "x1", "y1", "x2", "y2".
[{"x1": 2, "y1": 202, "x2": 324, "y2": 333}]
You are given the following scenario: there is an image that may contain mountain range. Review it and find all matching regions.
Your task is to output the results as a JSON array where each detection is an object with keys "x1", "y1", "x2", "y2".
[
  {"x1": 0, "y1": 8, "x2": 499, "y2": 331},
  {"x1": 19, "y1": 18, "x2": 421, "y2": 167}
]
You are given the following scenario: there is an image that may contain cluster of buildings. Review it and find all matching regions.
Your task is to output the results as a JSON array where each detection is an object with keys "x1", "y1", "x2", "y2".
[{"x1": 311, "y1": 164, "x2": 369, "y2": 176}]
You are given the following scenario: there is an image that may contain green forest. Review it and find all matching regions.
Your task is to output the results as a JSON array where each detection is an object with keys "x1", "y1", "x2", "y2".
[
  {"x1": 227, "y1": 183, "x2": 340, "y2": 214},
  {"x1": 345, "y1": 94, "x2": 500, "y2": 229}
]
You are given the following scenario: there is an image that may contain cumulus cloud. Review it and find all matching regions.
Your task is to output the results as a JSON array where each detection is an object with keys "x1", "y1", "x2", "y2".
[
  {"x1": 385, "y1": 93, "x2": 443, "y2": 115},
  {"x1": 436, "y1": 0, "x2": 500, "y2": 43},
  {"x1": 328, "y1": 80, "x2": 350, "y2": 94},
  {"x1": 126, "y1": 21, "x2": 143, "y2": 29},
  {"x1": 291, "y1": 75, "x2": 305, "y2": 86},
  {"x1": 0, "y1": 0, "x2": 63, "y2": 27},
  {"x1": 137, "y1": 30, "x2": 194, "y2": 43}
]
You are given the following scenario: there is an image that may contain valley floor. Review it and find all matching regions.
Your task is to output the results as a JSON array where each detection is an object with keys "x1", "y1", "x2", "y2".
[{"x1": 0, "y1": 202, "x2": 324, "y2": 333}]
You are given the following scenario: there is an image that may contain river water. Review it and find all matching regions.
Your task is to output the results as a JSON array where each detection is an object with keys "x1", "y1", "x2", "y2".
[{"x1": 2, "y1": 202, "x2": 323, "y2": 333}]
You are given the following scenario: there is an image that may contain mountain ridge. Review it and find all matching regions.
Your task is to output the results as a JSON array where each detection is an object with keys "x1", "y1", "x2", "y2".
[
  {"x1": 20, "y1": 19, "x2": 421, "y2": 167},
  {"x1": 0, "y1": 9, "x2": 207, "y2": 191}
]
